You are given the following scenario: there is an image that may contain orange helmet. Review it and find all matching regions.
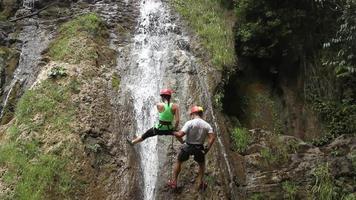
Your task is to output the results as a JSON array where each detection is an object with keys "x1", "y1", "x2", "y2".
[
  {"x1": 190, "y1": 106, "x2": 204, "y2": 114},
  {"x1": 160, "y1": 89, "x2": 173, "y2": 96}
]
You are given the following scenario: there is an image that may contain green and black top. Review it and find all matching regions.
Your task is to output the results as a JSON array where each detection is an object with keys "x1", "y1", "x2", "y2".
[{"x1": 155, "y1": 103, "x2": 174, "y2": 131}]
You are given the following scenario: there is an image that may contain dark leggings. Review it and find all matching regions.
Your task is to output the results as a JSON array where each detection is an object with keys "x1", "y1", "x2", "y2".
[{"x1": 141, "y1": 127, "x2": 174, "y2": 140}]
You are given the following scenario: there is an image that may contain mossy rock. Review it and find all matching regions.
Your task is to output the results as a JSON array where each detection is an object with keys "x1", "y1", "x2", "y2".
[
  {"x1": 0, "y1": 46, "x2": 19, "y2": 86},
  {"x1": 48, "y1": 13, "x2": 111, "y2": 65},
  {"x1": 0, "y1": 81, "x2": 21, "y2": 125},
  {"x1": 39, "y1": 5, "x2": 71, "y2": 19},
  {"x1": 0, "y1": 0, "x2": 20, "y2": 20}
]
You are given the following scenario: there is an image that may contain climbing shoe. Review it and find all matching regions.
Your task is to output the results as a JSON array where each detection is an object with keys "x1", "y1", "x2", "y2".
[{"x1": 126, "y1": 137, "x2": 134, "y2": 146}]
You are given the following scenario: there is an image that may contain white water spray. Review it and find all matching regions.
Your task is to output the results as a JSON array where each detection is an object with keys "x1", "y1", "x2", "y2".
[
  {"x1": 124, "y1": 0, "x2": 175, "y2": 199},
  {"x1": 23, "y1": 0, "x2": 35, "y2": 9}
]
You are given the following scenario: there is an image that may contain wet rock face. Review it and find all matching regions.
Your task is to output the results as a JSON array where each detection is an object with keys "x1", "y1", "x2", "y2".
[
  {"x1": 240, "y1": 129, "x2": 356, "y2": 199},
  {"x1": 0, "y1": 0, "x2": 20, "y2": 19},
  {"x1": 22, "y1": 0, "x2": 75, "y2": 9},
  {"x1": 1, "y1": 0, "x2": 143, "y2": 199}
]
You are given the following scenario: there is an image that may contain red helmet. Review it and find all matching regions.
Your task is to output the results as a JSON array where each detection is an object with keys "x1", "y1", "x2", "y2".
[
  {"x1": 160, "y1": 89, "x2": 173, "y2": 96},
  {"x1": 190, "y1": 106, "x2": 204, "y2": 114}
]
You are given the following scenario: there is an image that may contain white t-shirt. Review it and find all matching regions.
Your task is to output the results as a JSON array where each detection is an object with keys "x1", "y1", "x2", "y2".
[{"x1": 181, "y1": 118, "x2": 214, "y2": 144}]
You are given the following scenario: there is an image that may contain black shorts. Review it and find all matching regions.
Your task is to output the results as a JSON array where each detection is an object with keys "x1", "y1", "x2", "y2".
[
  {"x1": 177, "y1": 143, "x2": 205, "y2": 163},
  {"x1": 141, "y1": 127, "x2": 174, "y2": 140}
]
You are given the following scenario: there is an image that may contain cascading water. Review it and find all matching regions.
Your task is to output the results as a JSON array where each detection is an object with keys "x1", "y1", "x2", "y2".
[
  {"x1": 23, "y1": 0, "x2": 35, "y2": 9},
  {"x1": 117, "y1": 0, "x2": 237, "y2": 198},
  {"x1": 0, "y1": 22, "x2": 52, "y2": 118},
  {"x1": 121, "y1": 0, "x2": 176, "y2": 199}
]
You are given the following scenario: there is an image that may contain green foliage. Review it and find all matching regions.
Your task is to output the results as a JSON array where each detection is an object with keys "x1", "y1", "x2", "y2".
[
  {"x1": 48, "y1": 13, "x2": 106, "y2": 63},
  {"x1": 282, "y1": 181, "x2": 298, "y2": 200},
  {"x1": 0, "y1": 143, "x2": 72, "y2": 200},
  {"x1": 15, "y1": 80, "x2": 74, "y2": 132},
  {"x1": 48, "y1": 66, "x2": 67, "y2": 79},
  {"x1": 86, "y1": 143, "x2": 101, "y2": 153},
  {"x1": 260, "y1": 134, "x2": 290, "y2": 166},
  {"x1": 213, "y1": 91, "x2": 224, "y2": 111},
  {"x1": 249, "y1": 193, "x2": 264, "y2": 200},
  {"x1": 205, "y1": 174, "x2": 217, "y2": 186},
  {"x1": 323, "y1": 0, "x2": 356, "y2": 79},
  {"x1": 311, "y1": 163, "x2": 334, "y2": 200},
  {"x1": 255, "y1": 94, "x2": 283, "y2": 134},
  {"x1": 111, "y1": 72, "x2": 120, "y2": 90},
  {"x1": 68, "y1": 79, "x2": 81, "y2": 94},
  {"x1": 311, "y1": 100, "x2": 356, "y2": 146},
  {"x1": 234, "y1": 0, "x2": 335, "y2": 65},
  {"x1": 59, "y1": 13, "x2": 104, "y2": 36},
  {"x1": 342, "y1": 193, "x2": 356, "y2": 200},
  {"x1": 171, "y1": 0, "x2": 235, "y2": 69},
  {"x1": 260, "y1": 147, "x2": 278, "y2": 164},
  {"x1": 231, "y1": 127, "x2": 251, "y2": 153},
  {"x1": 241, "y1": 90, "x2": 283, "y2": 134},
  {"x1": 0, "y1": 80, "x2": 77, "y2": 199},
  {"x1": 349, "y1": 150, "x2": 356, "y2": 170},
  {"x1": 0, "y1": 13, "x2": 7, "y2": 21}
]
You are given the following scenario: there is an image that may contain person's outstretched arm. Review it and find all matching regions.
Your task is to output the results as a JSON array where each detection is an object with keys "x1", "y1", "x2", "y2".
[
  {"x1": 173, "y1": 104, "x2": 180, "y2": 130},
  {"x1": 174, "y1": 130, "x2": 186, "y2": 138}
]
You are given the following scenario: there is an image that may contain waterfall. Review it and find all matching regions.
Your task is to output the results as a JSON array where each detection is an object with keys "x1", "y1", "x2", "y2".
[
  {"x1": 23, "y1": 0, "x2": 35, "y2": 9},
  {"x1": 118, "y1": 0, "x2": 237, "y2": 198},
  {"x1": 0, "y1": 23, "x2": 52, "y2": 119},
  {"x1": 123, "y1": 0, "x2": 174, "y2": 199}
]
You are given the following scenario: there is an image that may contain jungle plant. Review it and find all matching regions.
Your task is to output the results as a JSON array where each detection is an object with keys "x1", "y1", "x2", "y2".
[{"x1": 311, "y1": 163, "x2": 335, "y2": 200}]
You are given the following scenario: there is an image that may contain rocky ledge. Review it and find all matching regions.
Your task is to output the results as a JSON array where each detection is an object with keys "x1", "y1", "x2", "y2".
[{"x1": 239, "y1": 129, "x2": 355, "y2": 199}]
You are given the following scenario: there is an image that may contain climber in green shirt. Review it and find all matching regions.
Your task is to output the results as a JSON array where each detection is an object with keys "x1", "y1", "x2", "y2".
[{"x1": 127, "y1": 89, "x2": 183, "y2": 145}]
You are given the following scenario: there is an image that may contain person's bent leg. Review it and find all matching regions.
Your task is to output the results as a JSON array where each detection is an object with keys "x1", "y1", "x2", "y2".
[
  {"x1": 172, "y1": 147, "x2": 189, "y2": 186},
  {"x1": 131, "y1": 128, "x2": 156, "y2": 145},
  {"x1": 194, "y1": 147, "x2": 206, "y2": 189},
  {"x1": 131, "y1": 136, "x2": 143, "y2": 144}
]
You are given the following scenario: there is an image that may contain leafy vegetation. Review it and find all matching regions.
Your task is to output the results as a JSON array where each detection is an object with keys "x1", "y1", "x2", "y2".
[
  {"x1": 254, "y1": 93, "x2": 283, "y2": 134},
  {"x1": 15, "y1": 80, "x2": 75, "y2": 132},
  {"x1": 233, "y1": 0, "x2": 355, "y2": 145},
  {"x1": 350, "y1": 151, "x2": 356, "y2": 170},
  {"x1": 249, "y1": 193, "x2": 264, "y2": 200},
  {"x1": 171, "y1": 0, "x2": 235, "y2": 69},
  {"x1": 0, "y1": 13, "x2": 6, "y2": 21},
  {"x1": 342, "y1": 194, "x2": 356, "y2": 200},
  {"x1": 323, "y1": 0, "x2": 356, "y2": 80},
  {"x1": 309, "y1": 0, "x2": 356, "y2": 145},
  {"x1": 231, "y1": 127, "x2": 251, "y2": 153},
  {"x1": 282, "y1": 181, "x2": 298, "y2": 200},
  {"x1": 260, "y1": 134, "x2": 290, "y2": 166},
  {"x1": 311, "y1": 100, "x2": 356, "y2": 145},
  {"x1": 311, "y1": 163, "x2": 334, "y2": 200},
  {"x1": 48, "y1": 66, "x2": 67, "y2": 79},
  {"x1": 111, "y1": 72, "x2": 120, "y2": 90},
  {"x1": 234, "y1": 0, "x2": 335, "y2": 65},
  {"x1": 48, "y1": 13, "x2": 106, "y2": 63},
  {"x1": 0, "y1": 80, "x2": 78, "y2": 199}
]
